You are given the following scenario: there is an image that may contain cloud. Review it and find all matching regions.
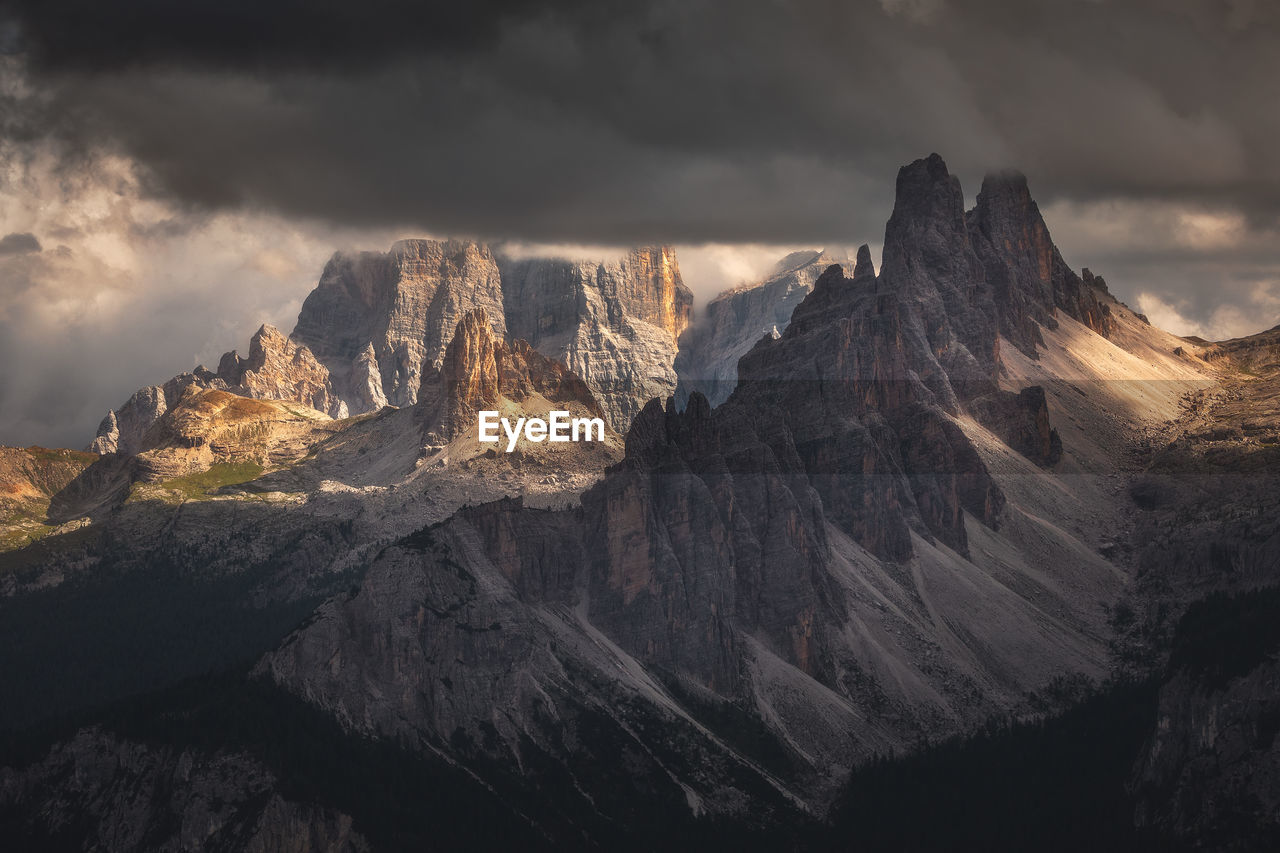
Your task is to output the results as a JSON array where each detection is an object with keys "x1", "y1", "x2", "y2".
[
  {"x1": 2, "y1": 0, "x2": 1280, "y2": 445},
  {"x1": 1040, "y1": 195, "x2": 1280, "y2": 339},
  {"x1": 2, "y1": 0, "x2": 1274, "y2": 245},
  {"x1": 0, "y1": 231, "x2": 38, "y2": 253},
  {"x1": 1133, "y1": 289, "x2": 1280, "y2": 342},
  {"x1": 0, "y1": 146, "x2": 403, "y2": 449}
]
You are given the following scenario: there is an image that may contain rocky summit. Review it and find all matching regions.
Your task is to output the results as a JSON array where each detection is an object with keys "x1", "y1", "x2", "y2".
[
  {"x1": 88, "y1": 242, "x2": 690, "y2": 454},
  {"x1": 3, "y1": 156, "x2": 1279, "y2": 850}
]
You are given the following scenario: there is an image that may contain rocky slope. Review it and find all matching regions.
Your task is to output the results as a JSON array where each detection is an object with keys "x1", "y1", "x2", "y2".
[
  {"x1": 89, "y1": 324, "x2": 345, "y2": 455},
  {"x1": 0, "y1": 446, "x2": 96, "y2": 550},
  {"x1": 217, "y1": 324, "x2": 348, "y2": 419}
]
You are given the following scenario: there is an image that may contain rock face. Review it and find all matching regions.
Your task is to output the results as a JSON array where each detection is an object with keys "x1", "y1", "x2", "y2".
[
  {"x1": 967, "y1": 170, "x2": 1114, "y2": 357},
  {"x1": 415, "y1": 307, "x2": 609, "y2": 445},
  {"x1": 500, "y1": 246, "x2": 692, "y2": 429},
  {"x1": 0, "y1": 727, "x2": 367, "y2": 853},
  {"x1": 88, "y1": 385, "x2": 168, "y2": 455},
  {"x1": 88, "y1": 372, "x2": 226, "y2": 456},
  {"x1": 216, "y1": 324, "x2": 347, "y2": 419},
  {"x1": 675, "y1": 248, "x2": 857, "y2": 407},
  {"x1": 674, "y1": 160, "x2": 1118, "y2": 411},
  {"x1": 90, "y1": 241, "x2": 688, "y2": 455},
  {"x1": 1135, "y1": 653, "x2": 1280, "y2": 848},
  {"x1": 968, "y1": 385, "x2": 1063, "y2": 466},
  {"x1": 292, "y1": 239, "x2": 508, "y2": 410},
  {"x1": 288, "y1": 240, "x2": 689, "y2": 430}
]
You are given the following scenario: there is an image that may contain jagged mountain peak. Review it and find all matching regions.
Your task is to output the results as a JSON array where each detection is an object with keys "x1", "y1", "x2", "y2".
[
  {"x1": 416, "y1": 307, "x2": 611, "y2": 448},
  {"x1": 886, "y1": 153, "x2": 968, "y2": 235},
  {"x1": 853, "y1": 243, "x2": 875, "y2": 280},
  {"x1": 968, "y1": 166, "x2": 1115, "y2": 356}
]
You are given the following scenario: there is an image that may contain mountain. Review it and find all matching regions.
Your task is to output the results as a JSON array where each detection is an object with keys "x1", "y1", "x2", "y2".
[
  {"x1": 291, "y1": 239, "x2": 509, "y2": 413},
  {"x1": 88, "y1": 242, "x2": 689, "y2": 454},
  {"x1": 0, "y1": 447, "x2": 96, "y2": 550},
  {"x1": 676, "y1": 160, "x2": 1120, "y2": 411},
  {"x1": 500, "y1": 246, "x2": 692, "y2": 429},
  {"x1": 2, "y1": 155, "x2": 1278, "y2": 850},
  {"x1": 674, "y1": 247, "x2": 858, "y2": 407},
  {"x1": 87, "y1": 325, "x2": 346, "y2": 455}
]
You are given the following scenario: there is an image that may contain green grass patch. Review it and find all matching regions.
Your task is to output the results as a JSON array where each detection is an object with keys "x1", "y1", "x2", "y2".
[
  {"x1": 23, "y1": 447, "x2": 97, "y2": 464},
  {"x1": 159, "y1": 462, "x2": 266, "y2": 501},
  {"x1": 0, "y1": 523, "x2": 54, "y2": 552}
]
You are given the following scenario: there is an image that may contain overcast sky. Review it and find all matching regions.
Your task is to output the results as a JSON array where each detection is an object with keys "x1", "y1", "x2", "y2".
[{"x1": 2, "y1": 0, "x2": 1279, "y2": 448}]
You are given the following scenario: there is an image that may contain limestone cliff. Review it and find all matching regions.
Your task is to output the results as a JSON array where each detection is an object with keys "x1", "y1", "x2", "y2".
[
  {"x1": 257, "y1": 159, "x2": 1128, "y2": 830},
  {"x1": 292, "y1": 239, "x2": 507, "y2": 410},
  {"x1": 290, "y1": 240, "x2": 689, "y2": 430},
  {"x1": 415, "y1": 307, "x2": 608, "y2": 445},
  {"x1": 499, "y1": 246, "x2": 692, "y2": 429}
]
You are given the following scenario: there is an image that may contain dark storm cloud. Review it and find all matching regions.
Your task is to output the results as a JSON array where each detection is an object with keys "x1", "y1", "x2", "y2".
[
  {"x1": 5, "y1": 0, "x2": 1279, "y2": 244},
  {"x1": 1, "y1": 0, "x2": 613, "y2": 71},
  {"x1": 0, "y1": 231, "x2": 39, "y2": 254},
  {"x1": 2, "y1": 0, "x2": 1280, "y2": 451}
]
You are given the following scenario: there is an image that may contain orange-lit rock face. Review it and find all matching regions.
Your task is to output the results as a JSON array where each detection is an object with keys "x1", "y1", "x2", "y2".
[
  {"x1": 218, "y1": 324, "x2": 347, "y2": 419},
  {"x1": 499, "y1": 245, "x2": 694, "y2": 430},
  {"x1": 131, "y1": 388, "x2": 340, "y2": 480},
  {"x1": 418, "y1": 307, "x2": 611, "y2": 444},
  {"x1": 288, "y1": 240, "x2": 693, "y2": 432},
  {"x1": 615, "y1": 246, "x2": 692, "y2": 342},
  {"x1": 294, "y1": 239, "x2": 508, "y2": 410},
  {"x1": 440, "y1": 309, "x2": 501, "y2": 416}
]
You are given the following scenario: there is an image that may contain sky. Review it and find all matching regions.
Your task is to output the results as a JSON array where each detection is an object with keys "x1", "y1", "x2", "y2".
[{"x1": 2, "y1": 0, "x2": 1279, "y2": 448}]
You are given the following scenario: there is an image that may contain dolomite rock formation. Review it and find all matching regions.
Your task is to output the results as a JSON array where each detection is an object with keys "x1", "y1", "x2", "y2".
[
  {"x1": 17, "y1": 154, "x2": 1269, "y2": 848},
  {"x1": 415, "y1": 307, "x2": 607, "y2": 444},
  {"x1": 498, "y1": 246, "x2": 691, "y2": 429},
  {"x1": 216, "y1": 324, "x2": 347, "y2": 419},
  {"x1": 128, "y1": 389, "x2": 341, "y2": 483},
  {"x1": 89, "y1": 325, "x2": 344, "y2": 458},
  {"x1": 258, "y1": 158, "x2": 1128, "y2": 833},
  {"x1": 675, "y1": 247, "x2": 858, "y2": 407},
  {"x1": 88, "y1": 385, "x2": 168, "y2": 455},
  {"x1": 292, "y1": 241, "x2": 691, "y2": 429},
  {"x1": 292, "y1": 239, "x2": 508, "y2": 410},
  {"x1": 675, "y1": 161, "x2": 1118, "y2": 414},
  {"x1": 0, "y1": 727, "x2": 368, "y2": 852},
  {"x1": 88, "y1": 371, "x2": 227, "y2": 456},
  {"x1": 89, "y1": 242, "x2": 689, "y2": 456},
  {"x1": 967, "y1": 169, "x2": 1114, "y2": 357}
]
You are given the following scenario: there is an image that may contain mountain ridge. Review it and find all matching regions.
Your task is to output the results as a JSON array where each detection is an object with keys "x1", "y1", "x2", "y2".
[{"x1": 2, "y1": 154, "x2": 1276, "y2": 850}]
